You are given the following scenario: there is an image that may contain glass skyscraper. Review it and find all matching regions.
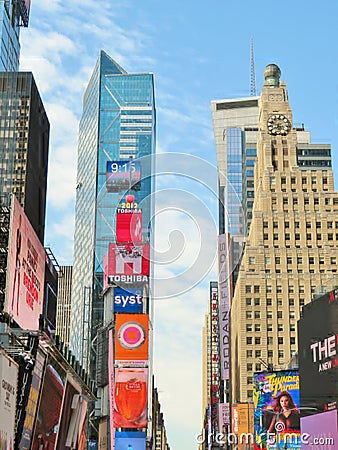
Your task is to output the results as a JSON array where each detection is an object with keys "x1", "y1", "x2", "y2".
[
  {"x1": 70, "y1": 51, "x2": 156, "y2": 371},
  {"x1": 0, "y1": 0, "x2": 30, "y2": 71}
]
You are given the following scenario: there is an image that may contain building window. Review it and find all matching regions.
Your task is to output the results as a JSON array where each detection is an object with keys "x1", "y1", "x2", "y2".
[
  {"x1": 247, "y1": 337, "x2": 252, "y2": 345},
  {"x1": 247, "y1": 364, "x2": 253, "y2": 372},
  {"x1": 255, "y1": 324, "x2": 261, "y2": 332},
  {"x1": 265, "y1": 257, "x2": 270, "y2": 264},
  {"x1": 287, "y1": 257, "x2": 292, "y2": 264},
  {"x1": 289, "y1": 298, "x2": 295, "y2": 306},
  {"x1": 254, "y1": 298, "x2": 260, "y2": 306},
  {"x1": 255, "y1": 337, "x2": 261, "y2": 345},
  {"x1": 277, "y1": 285, "x2": 282, "y2": 293},
  {"x1": 267, "y1": 298, "x2": 272, "y2": 306},
  {"x1": 255, "y1": 363, "x2": 261, "y2": 371},
  {"x1": 246, "y1": 298, "x2": 252, "y2": 306},
  {"x1": 290, "y1": 337, "x2": 296, "y2": 345},
  {"x1": 267, "y1": 324, "x2": 273, "y2": 331},
  {"x1": 247, "y1": 350, "x2": 253, "y2": 357},
  {"x1": 264, "y1": 233, "x2": 268, "y2": 240},
  {"x1": 285, "y1": 221, "x2": 289, "y2": 228},
  {"x1": 275, "y1": 257, "x2": 280, "y2": 264},
  {"x1": 246, "y1": 324, "x2": 252, "y2": 332},
  {"x1": 277, "y1": 311, "x2": 283, "y2": 318},
  {"x1": 268, "y1": 350, "x2": 273, "y2": 358},
  {"x1": 255, "y1": 350, "x2": 261, "y2": 358},
  {"x1": 309, "y1": 257, "x2": 314, "y2": 264},
  {"x1": 254, "y1": 311, "x2": 260, "y2": 319},
  {"x1": 331, "y1": 257, "x2": 336, "y2": 265},
  {"x1": 254, "y1": 286, "x2": 260, "y2": 293},
  {"x1": 246, "y1": 311, "x2": 252, "y2": 319},
  {"x1": 278, "y1": 337, "x2": 284, "y2": 344},
  {"x1": 263, "y1": 221, "x2": 268, "y2": 228},
  {"x1": 266, "y1": 285, "x2": 272, "y2": 293},
  {"x1": 268, "y1": 337, "x2": 273, "y2": 345},
  {"x1": 249, "y1": 256, "x2": 255, "y2": 264},
  {"x1": 278, "y1": 324, "x2": 283, "y2": 332},
  {"x1": 285, "y1": 233, "x2": 290, "y2": 240},
  {"x1": 288, "y1": 286, "x2": 294, "y2": 293},
  {"x1": 290, "y1": 324, "x2": 296, "y2": 332},
  {"x1": 278, "y1": 350, "x2": 284, "y2": 358},
  {"x1": 246, "y1": 285, "x2": 251, "y2": 293}
]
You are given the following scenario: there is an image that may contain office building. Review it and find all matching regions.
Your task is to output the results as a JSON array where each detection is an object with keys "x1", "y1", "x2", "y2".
[
  {"x1": 0, "y1": 71, "x2": 49, "y2": 314},
  {"x1": 70, "y1": 50, "x2": 156, "y2": 371},
  {"x1": 230, "y1": 64, "x2": 338, "y2": 403},
  {"x1": 56, "y1": 265, "x2": 72, "y2": 346},
  {"x1": 0, "y1": 0, "x2": 30, "y2": 71}
]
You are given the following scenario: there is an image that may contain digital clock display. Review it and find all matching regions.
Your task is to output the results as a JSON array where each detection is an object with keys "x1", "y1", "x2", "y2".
[{"x1": 106, "y1": 160, "x2": 141, "y2": 191}]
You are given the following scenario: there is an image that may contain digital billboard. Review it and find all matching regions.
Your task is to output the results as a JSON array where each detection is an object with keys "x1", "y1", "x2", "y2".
[
  {"x1": 31, "y1": 360, "x2": 66, "y2": 450},
  {"x1": 300, "y1": 409, "x2": 337, "y2": 449},
  {"x1": 116, "y1": 207, "x2": 142, "y2": 244},
  {"x1": 218, "y1": 234, "x2": 231, "y2": 380},
  {"x1": 18, "y1": 348, "x2": 47, "y2": 450},
  {"x1": 253, "y1": 370, "x2": 301, "y2": 449},
  {"x1": 108, "y1": 329, "x2": 115, "y2": 449},
  {"x1": 5, "y1": 195, "x2": 45, "y2": 330},
  {"x1": 106, "y1": 244, "x2": 149, "y2": 286},
  {"x1": 56, "y1": 378, "x2": 88, "y2": 450},
  {"x1": 210, "y1": 282, "x2": 221, "y2": 439},
  {"x1": 114, "y1": 287, "x2": 143, "y2": 313},
  {"x1": 115, "y1": 431, "x2": 146, "y2": 450},
  {"x1": 115, "y1": 314, "x2": 149, "y2": 361},
  {"x1": 298, "y1": 288, "x2": 338, "y2": 411},
  {"x1": 0, "y1": 351, "x2": 18, "y2": 450},
  {"x1": 106, "y1": 160, "x2": 141, "y2": 192},
  {"x1": 113, "y1": 368, "x2": 148, "y2": 428}
]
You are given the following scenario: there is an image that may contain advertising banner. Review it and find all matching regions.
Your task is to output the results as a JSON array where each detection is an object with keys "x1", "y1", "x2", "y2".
[
  {"x1": 300, "y1": 409, "x2": 337, "y2": 449},
  {"x1": 113, "y1": 287, "x2": 143, "y2": 313},
  {"x1": 31, "y1": 360, "x2": 66, "y2": 449},
  {"x1": 210, "y1": 282, "x2": 221, "y2": 439},
  {"x1": 5, "y1": 195, "x2": 45, "y2": 330},
  {"x1": 218, "y1": 402, "x2": 230, "y2": 433},
  {"x1": 108, "y1": 329, "x2": 115, "y2": 449},
  {"x1": 56, "y1": 378, "x2": 87, "y2": 450},
  {"x1": 106, "y1": 244, "x2": 149, "y2": 286},
  {"x1": 19, "y1": 348, "x2": 47, "y2": 450},
  {"x1": 298, "y1": 287, "x2": 338, "y2": 410},
  {"x1": 0, "y1": 351, "x2": 18, "y2": 450},
  {"x1": 113, "y1": 368, "x2": 148, "y2": 428},
  {"x1": 115, "y1": 431, "x2": 146, "y2": 450},
  {"x1": 116, "y1": 208, "x2": 142, "y2": 244},
  {"x1": 106, "y1": 160, "x2": 141, "y2": 191},
  {"x1": 253, "y1": 370, "x2": 300, "y2": 449},
  {"x1": 115, "y1": 314, "x2": 149, "y2": 361},
  {"x1": 218, "y1": 234, "x2": 231, "y2": 380}
]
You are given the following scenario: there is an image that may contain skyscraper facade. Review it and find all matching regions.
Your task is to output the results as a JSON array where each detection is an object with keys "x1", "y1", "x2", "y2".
[
  {"x1": 0, "y1": 71, "x2": 49, "y2": 314},
  {"x1": 70, "y1": 51, "x2": 156, "y2": 372},
  {"x1": 0, "y1": 0, "x2": 30, "y2": 71},
  {"x1": 230, "y1": 64, "x2": 338, "y2": 403}
]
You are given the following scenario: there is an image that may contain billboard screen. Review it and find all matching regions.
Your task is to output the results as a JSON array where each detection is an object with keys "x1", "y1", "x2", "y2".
[
  {"x1": 56, "y1": 378, "x2": 87, "y2": 450},
  {"x1": 218, "y1": 234, "x2": 231, "y2": 380},
  {"x1": 31, "y1": 360, "x2": 66, "y2": 450},
  {"x1": 116, "y1": 208, "x2": 142, "y2": 244},
  {"x1": 5, "y1": 195, "x2": 45, "y2": 330},
  {"x1": 19, "y1": 348, "x2": 47, "y2": 450},
  {"x1": 115, "y1": 314, "x2": 149, "y2": 361},
  {"x1": 0, "y1": 351, "x2": 18, "y2": 450},
  {"x1": 298, "y1": 288, "x2": 338, "y2": 411},
  {"x1": 113, "y1": 368, "x2": 148, "y2": 428},
  {"x1": 114, "y1": 287, "x2": 143, "y2": 313},
  {"x1": 115, "y1": 431, "x2": 146, "y2": 450},
  {"x1": 253, "y1": 370, "x2": 301, "y2": 449},
  {"x1": 300, "y1": 409, "x2": 337, "y2": 449},
  {"x1": 106, "y1": 244, "x2": 149, "y2": 286},
  {"x1": 106, "y1": 160, "x2": 141, "y2": 192},
  {"x1": 108, "y1": 329, "x2": 115, "y2": 449},
  {"x1": 210, "y1": 282, "x2": 221, "y2": 438}
]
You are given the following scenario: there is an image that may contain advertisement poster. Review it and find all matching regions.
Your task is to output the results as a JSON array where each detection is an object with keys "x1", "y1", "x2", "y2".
[
  {"x1": 253, "y1": 370, "x2": 301, "y2": 449},
  {"x1": 19, "y1": 348, "x2": 47, "y2": 449},
  {"x1": 116, "y1": 208, "x2": 142, "y2": 244},
  {"x1": 106, "y1": 244, "x2": 149, "y2": 286},
  {"x1": 115, "y1": 431, "x2": 146, "y2": 450},
  {"x1": 114, "y1": 287, "x2": 143, "y2": 313},
  {"x1": 115, "y1": 314, "x2": 149, "y2": 361},
  {"x1": 108, "y1": 329, "x2": 115, "y2": 449},
  {"x1": 56, "y1": 378, "x2": 87, "y2": 450},
  {"x1": 31, "y1": 360, "x2": 66, "y2": 450},
  {"x1": 0, "y1": 351, "x2": 18, "y2": 450},
  {"x1": 6, "y1": 195, "x2": 45, "y2": 330},
  {"x1": 113, "y1": 368, "x2": 148, "y2": 428}
]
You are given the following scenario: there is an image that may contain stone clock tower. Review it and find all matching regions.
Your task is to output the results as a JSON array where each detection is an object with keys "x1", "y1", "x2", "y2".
[{"x1": 230, "y1": 64, "x2": 338, "y2": 402}]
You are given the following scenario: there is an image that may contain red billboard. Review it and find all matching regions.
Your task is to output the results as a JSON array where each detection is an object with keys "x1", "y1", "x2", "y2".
[
  {"x1": 5, "y1": 195, "x2": 45, "y2": 330},
  {"x1": 115, "y1": 314, "x2": 149, "y2": 361},
  {"x1": 113, "y1": 367, "x2": 148, "y2": 428},
  {"x1": 116, "y1": 208, "x2": 142, "y2": 244},
  {"x1": 106, "y1": 244, "x2": 149, "y2": 286}
]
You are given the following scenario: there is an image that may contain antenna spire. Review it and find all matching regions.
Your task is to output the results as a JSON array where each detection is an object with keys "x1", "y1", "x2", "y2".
[{"x1": 250, "y1": 37, "x2": 257, "y2": 96}]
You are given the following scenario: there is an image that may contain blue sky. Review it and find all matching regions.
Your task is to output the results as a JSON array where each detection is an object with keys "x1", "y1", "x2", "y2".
[{"x1": 19, "y1": 1, "x2": 338, "y2": 449}]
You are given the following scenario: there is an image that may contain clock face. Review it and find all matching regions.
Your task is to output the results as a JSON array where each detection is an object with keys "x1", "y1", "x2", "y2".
[{"x1": 267, "y1": 114, "x2": 291, "y2": 135}]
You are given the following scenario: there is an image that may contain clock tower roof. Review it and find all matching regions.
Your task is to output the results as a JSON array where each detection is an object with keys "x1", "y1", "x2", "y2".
[{"x1": 264, "y1": 64, "x2": 281, "y2": 87}]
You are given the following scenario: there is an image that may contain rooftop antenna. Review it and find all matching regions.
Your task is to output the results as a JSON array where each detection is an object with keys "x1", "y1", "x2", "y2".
[{"x1": 250, "y1": 37, "x2": 257, "y2": 96}]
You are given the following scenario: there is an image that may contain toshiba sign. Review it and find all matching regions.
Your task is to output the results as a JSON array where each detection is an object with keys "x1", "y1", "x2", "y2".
[{"x1": 106, "y1": 244, "x2": 149, "y2": 286}]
